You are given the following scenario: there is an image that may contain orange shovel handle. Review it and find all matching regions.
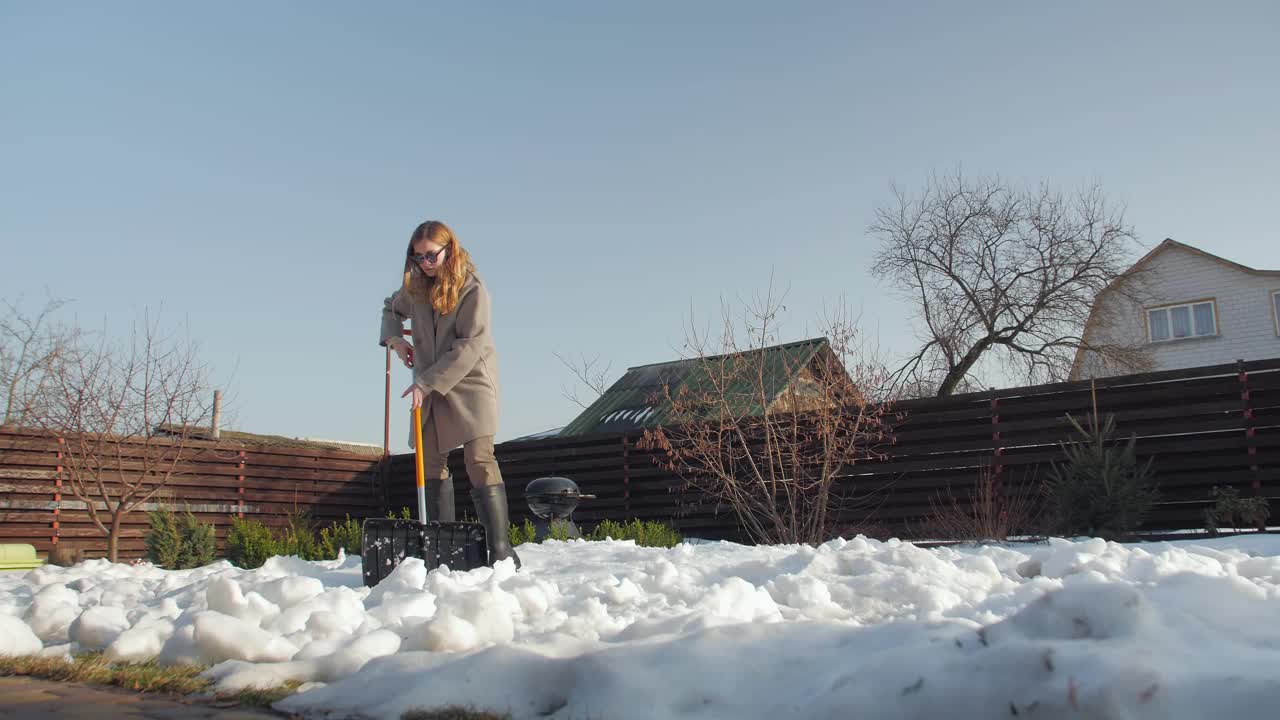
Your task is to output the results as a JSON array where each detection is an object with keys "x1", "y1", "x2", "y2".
[{"x1": 413, "y1": 405, "x2": 427, "y2": 522}]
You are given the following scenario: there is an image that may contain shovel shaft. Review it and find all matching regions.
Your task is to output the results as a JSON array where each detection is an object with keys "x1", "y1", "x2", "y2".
[{"x1": 413, "y1": 405, "x2": 428, "y2": 522}]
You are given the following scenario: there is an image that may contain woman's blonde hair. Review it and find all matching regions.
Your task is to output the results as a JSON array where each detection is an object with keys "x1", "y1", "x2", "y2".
[{"x1": 403, "y1": 220, "x2": 475, "y2": 315}]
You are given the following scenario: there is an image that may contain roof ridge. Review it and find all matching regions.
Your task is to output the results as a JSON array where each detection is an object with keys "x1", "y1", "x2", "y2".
[{"x1": 622, "y1": 336, "x2": 829, "y2": 372}]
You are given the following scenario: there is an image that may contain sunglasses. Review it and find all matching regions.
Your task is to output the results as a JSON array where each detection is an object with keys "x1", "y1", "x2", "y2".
[{"x1": 408, "y1": 246, "x2": 448, "y2": 265}]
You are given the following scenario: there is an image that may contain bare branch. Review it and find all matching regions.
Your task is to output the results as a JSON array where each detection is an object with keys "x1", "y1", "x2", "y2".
[
  {"x1": 25, "y1": 308, "x2": 214, "y2": 561},
  {"x1": 871, "y1": 172, "x2": 1150, "y2": 396},
  {"x1": 639, "y1": 288, "x2": 893, "y2": 545},
  {"x1": 555, "y1": 352, "x2": 614, "y2": 410},
  {"x1": 1, "y1": 293, "x2": 83, "y2": 426}
]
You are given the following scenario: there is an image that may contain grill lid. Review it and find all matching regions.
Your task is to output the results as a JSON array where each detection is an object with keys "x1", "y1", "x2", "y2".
[{"x1": 524, "y1": 476, "x2": 595, "y2": 519}]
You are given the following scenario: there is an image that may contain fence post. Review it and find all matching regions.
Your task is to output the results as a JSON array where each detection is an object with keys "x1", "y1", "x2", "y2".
[
  {"x1": 990, "y1": 391, "x2": 1007, "y2": 527},
  {"x1": 237, "y1": 450, "x2": 246, "y2": 519},
  {"x1": 1237, "y1": 359, "x2": 1262, "y2": 530},
  {"x1": 990, "y1": 390, "x2": 1004, "y2": 478},
  {"x1": 622, "y1": 435, "x2": 631, "y2": 518},
  {"x1": 52, "y1": 436, "x2": 64, "y2": 549}
]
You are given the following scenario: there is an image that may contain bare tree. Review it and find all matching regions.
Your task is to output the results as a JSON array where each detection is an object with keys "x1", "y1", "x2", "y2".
[
  {"x1": 871, "y1": 172, "x2": 1150, "y2": 397},
  {"x1": 639, "y1": 284, "x2": 891, "y2": 545},
  {"x1": 29, "y1": 310, "x2": 214, "y2": 562},
  {"x1": 555, "y1": 351, "x2": 613, "y2": 410},
  {"x1": 1, "y1": 295, "x2": 82, "y2": 426}
]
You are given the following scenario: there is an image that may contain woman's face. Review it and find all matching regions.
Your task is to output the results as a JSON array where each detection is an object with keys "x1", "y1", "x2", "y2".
[{"x1": 410, "y1": 238, "x2": 448, "y2": 278}]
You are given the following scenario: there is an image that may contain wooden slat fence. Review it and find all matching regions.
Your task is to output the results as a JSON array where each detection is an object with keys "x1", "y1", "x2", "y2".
[
  {"x1": 4, "y1": 357, "x2": 1278, "y2": 558},
  {"x1": 0, "y1": 430, "x2": 383, "y2": 560},
  {"x1": 388, "y1": 357, "x2": 1280, "y2": 543}
]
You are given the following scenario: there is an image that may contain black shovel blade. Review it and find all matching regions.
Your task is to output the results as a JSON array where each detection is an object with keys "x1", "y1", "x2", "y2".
[{"x1": 360, "y1": 517, "x2": 489, "y2": 587}]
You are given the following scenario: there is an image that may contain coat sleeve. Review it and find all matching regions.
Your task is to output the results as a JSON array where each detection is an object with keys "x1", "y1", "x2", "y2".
[
  {"x1": 415, "y1": 284, "x2": 491, "y2": 396},
  {"x1": 380, "y1": 288, "x2": 412, "y2": 346}
]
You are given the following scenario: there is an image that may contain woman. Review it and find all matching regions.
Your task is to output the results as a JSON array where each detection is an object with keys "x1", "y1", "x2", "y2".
[{"x1": 380, "y1": 220, "x2": 520, "y2": 569}]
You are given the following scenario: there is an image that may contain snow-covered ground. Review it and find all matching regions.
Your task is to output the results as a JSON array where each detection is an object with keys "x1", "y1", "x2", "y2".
[{"x1": 2, "y1": 533, "x2": 1279, "y2": 719}]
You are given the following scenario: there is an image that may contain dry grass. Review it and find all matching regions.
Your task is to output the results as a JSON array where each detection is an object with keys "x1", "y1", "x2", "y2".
[
  {"x1": 0, "y1": 652, "x2": 300, "y2": 708},
  {"x1": 1, "y1": 653, "x2": 535, "y2": 718},
  {"x1": 0, "y1": 653, "x2": 209, "y2": 695}
]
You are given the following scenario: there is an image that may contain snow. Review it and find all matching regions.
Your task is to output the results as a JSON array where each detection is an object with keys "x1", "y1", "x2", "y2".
[
  {"x1": 0, "y1": 614, "x2": 43, "y2": 656},
  {"x1": 68, "y1": 605, "x2": 130, "y2": 650},
  {"x1": 1, "y1": 534, "x2": 1278, "y2": 718}
]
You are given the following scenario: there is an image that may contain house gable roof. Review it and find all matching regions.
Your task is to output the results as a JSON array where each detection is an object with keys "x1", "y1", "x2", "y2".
[
  {"x1": 558, "y1": 338, "x2": 837, "y2": 437},
  {"x1": 1070, "y1": 238, "x2": 1280, "y2": 378},
  {"x1": 1127, "y1": 238, "x2": 1280, "y2": 278}
]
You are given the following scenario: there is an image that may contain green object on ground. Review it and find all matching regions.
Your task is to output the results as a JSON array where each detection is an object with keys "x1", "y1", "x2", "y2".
[{"x1": 0, "y1": 544, "x2": 44, "y2": 571}]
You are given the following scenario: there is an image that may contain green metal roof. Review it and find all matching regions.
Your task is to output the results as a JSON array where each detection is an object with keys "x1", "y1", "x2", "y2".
[{"x1": 559, "y1": 338, "x2": 832, "y2": 437}]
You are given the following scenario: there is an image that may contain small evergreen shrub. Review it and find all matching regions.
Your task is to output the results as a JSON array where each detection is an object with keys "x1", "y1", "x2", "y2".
[
  {"x1": 146, "y1": 506, "x2": 217, "y2": 570},
  {"x1": 1204, "y1": 485, "x2": 1271, "y2": 534},
  {"x1": 227, "y1": 512, "x2": 368, "y2": 568},
  {"x1": 1045, "y1": 410, "x2": 1157, "y2": 540},
  {"x1": 177, "y1": 511, "x2": 217, "y2": 568},
  {"x1": 588, "y1": 518, "x2": 683, "y2": 547},
  {"x1": 146, "y1": 508, "x2": 182, "y2": 569},
  {"x1": 320, "y1": 514, "x2": 364, "y2": 558},
  {"x1": 278, "y1": 509, "x2": 323, "y2": 561},
  {"x1": 508, "y1": 518, "x2": 575, "y2": 545},
  {"x1": 226, "y1": 517, "x2": 280, "y2": 569},
  {"x1": 510, "y1": 517, "x2": 682, "y2": 547},
  {"x1": 510, "y1": 518, "x2": 537, "y2": 546}
]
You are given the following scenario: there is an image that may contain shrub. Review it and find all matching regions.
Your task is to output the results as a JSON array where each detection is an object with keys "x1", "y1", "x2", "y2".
[
  {"x1": 509, "y1": 519, "x2": 574, "y2": 546},
  {"x1": 510, "y1": 518, "x2": 537, "y2": 547},
  {"x1": 510, "y1": 518, "x2": 682, "y2": 547},
  {"x1": 1045, "y1": 409, "x2": 1157, "y2": 540},
  {"x1": 587, "y1": 519, "x2": 683, "y2": 547},
  {"x1": 146, "y1": 506, "x2": 217, "y2": 570},
  {"x1": 1204, "y1": 485, "x2": 1271, "y2": 535},
  {"x1": 320, "y1": 515, "x2": 364, "y2": 558},
  {"x1": 146, "y1": 508, "x2": 182, "y2": 569},
  {"x1": 278, "y1": 509, "x2": 324, "y2": 561},
  {"x1": 920, "y1": 464, "x2": 1045, "y2": 543},
  {"x1": 227, "y1": 512, "x2": 368, "y2": 568},
  {"x1": 176, "y1": 511, "x2": 217, "y2": 568},
  {"x1": 226, "y1": 517, "x2": 280, "y2": 569}
]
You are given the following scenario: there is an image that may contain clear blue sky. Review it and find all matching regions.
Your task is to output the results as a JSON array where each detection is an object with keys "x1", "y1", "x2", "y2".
[{"x1": 3, "y1": 2, "x2": 1277, "y2": 451}]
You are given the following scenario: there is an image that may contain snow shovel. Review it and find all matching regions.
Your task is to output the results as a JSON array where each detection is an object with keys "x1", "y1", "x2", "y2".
[{"x1": 361, "y1": 405, "x2": 489, "y2": 587}]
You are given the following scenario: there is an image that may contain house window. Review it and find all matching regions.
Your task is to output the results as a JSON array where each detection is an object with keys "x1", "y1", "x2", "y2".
[
  {"x1": 1273, "y1": 290, "x2": 1280, "y2": 335},
  {"x1": 1147, "y1": 300, "x2": 1217, "y2": 343}
]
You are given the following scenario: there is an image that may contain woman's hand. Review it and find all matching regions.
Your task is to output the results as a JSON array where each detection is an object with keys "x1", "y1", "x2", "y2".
[
  {"x1": 391, "y1": 338, "x2": 413, "y2": 368},
  {"x1": 401, "y1": 383, "x2": 427, "y2": 409}
]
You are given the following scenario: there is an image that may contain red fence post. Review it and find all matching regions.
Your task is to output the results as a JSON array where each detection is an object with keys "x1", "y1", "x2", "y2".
[
  {"x1": 52, "y1": 437, "x2": 64, "y2": 548},
  {"x1": 990, "y1": 393, "x2": 1003, "y2": 479},
  {"x1": 237, "y1": 450, "x2": 247, "y2": 519},
  {"x1": 1237, "y1": 359, "x2": 1262, "y2": 529},
  {"x1": 622, "y1": 435, "x2": 631, "y2": 518},
  {"x1": 990, "y1": 391, "x2": 1007, "y2": 527}
]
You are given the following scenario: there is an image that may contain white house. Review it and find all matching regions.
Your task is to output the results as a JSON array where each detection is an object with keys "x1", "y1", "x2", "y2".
[{"x1": 1072, "y1": 239, "x2": 1280, "y2": 379}]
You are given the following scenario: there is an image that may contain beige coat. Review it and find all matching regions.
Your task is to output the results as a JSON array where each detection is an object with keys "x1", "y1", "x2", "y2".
[{"x1": 381, "y1": 272, "x2": 500, "y2": 451}]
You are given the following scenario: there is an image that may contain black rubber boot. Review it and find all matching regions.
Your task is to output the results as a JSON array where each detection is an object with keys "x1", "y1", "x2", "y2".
[
  {"x1": 426, "y1": 475, "x2": 456, "y2": 523},
  {"x1": 470, "y1": 484, "x2": 521, "y2": 569}
]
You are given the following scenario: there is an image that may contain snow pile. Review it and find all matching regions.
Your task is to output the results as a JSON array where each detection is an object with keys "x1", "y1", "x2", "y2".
[{"x1": 0, "y1": 535, "x2": 1277, "y2": 718}]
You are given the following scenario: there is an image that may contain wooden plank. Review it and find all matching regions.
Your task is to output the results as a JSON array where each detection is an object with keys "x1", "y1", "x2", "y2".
[
  {"x1": 242, "y1": 453, "x2": 380, "y2": 473},
  {"x1": 1244, "y1": 372, "x2": 1280, "y2": 393},
  {"x1": 999, "y1": 398, "x2": 1243, "y2": 434},
  {"x1": 1, "y1": 440, "x2": 378, "y2": 474}
]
